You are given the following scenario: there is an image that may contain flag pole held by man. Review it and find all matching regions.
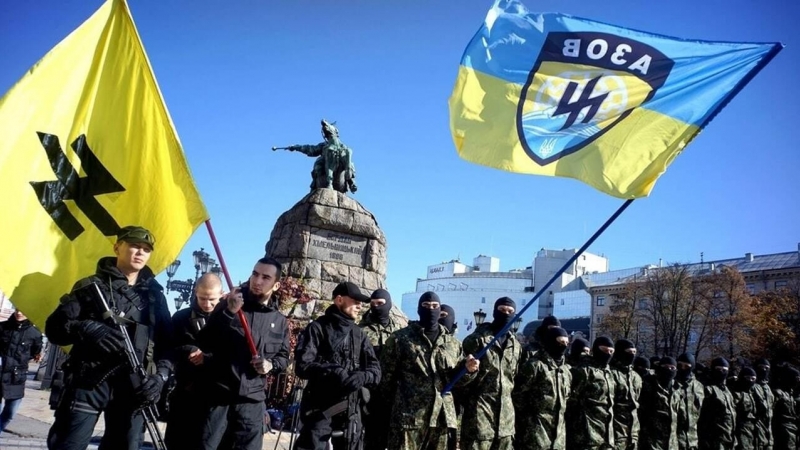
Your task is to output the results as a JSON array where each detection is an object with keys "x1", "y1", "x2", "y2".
[{"x1": 444, "y1": 0, "x2": 782, "y2": 395}]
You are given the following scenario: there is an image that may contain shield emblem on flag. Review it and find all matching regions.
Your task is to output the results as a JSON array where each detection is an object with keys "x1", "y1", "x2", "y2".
[{"x1": 516, "y1": 32, "x2": 674, "y2": 165}]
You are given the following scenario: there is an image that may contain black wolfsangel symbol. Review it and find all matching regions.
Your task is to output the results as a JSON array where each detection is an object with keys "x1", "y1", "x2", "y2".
[
  {"x1": 30, "y1": 133, "x2": 125, "y2": 240},
  {"x1": 552, "y1": 76, "x2": 609, "y2": 131}
]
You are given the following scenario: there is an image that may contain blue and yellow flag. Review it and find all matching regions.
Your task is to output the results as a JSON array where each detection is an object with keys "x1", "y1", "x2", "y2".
[
  {"x1": 0, "y1": 0, "x2": 208, "y2": 329},
  {"x1": 449, "y1": 0, "x2": 782, "y2": 198}
]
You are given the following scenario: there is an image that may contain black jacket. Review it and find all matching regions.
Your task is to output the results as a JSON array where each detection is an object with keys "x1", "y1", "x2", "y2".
[
  {"x1": 198, "y1": 286, "x2": 290, "y2": 403},
  {"x1": 295, "y1": 305, "x2": 381, "y2": 410},
  {"x1": 171, "y1": 304, "x2": 213, "y2": 394},
  {"x1": 45, "y1": 257, "x2": 173, "y2": 387},
  {"x1": 0, "y1": 317, "x2": 43, "y2": 400}
]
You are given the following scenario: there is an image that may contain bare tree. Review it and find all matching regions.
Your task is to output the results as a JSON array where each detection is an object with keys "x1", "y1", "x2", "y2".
[
  {"x1": 639, "y1": 264, "x2": 697, "y2": 357},
  {"x1": 704, "y1": 266, "x2": 753, "y2": 360},
  {"x1": 598, "y1": 275, "x2": 646, "y2": 346}
]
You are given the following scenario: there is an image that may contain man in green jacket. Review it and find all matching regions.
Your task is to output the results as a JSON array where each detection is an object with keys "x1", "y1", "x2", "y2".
[
  {"x1": 381, "y1": 292, "x2": 478, "y2": 450},
  {"x1": 610, "y1": 339, "x2": 642, "y2": 450},
  {"x1": 461, "y1": 297, "x2": 522, "y2": 450},
  {"x1": 513, "y1": 326, "x2": 572, "y2": 449},
  {"x1": 698, "y1": 358, "x2": 737, "y2": 450},
  {"x1": 752, "y1": 358, "x2": 774, "y2": 450},
  {"x1": 674, "y1": 353, "x2": 704, "y2": 450},
  {"x1": 567, "y1": 336, "x2": 616, "y2": 450}
]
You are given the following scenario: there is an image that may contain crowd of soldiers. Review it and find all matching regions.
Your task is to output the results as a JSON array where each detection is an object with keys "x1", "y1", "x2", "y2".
[
  {"x1": 362, "y1": 292, "x2": 800, "y2": 450},
  {"x1": 36, "y1": 225, "x2": 800, "y2": 450}
]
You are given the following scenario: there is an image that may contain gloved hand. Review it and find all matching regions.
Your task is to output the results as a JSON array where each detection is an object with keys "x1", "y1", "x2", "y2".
[
  {"x1": 329, "y1": 366, "x2": 350, "y2": 386},
  {"x1": 135, "y1": 373, "x2": 165, "y2": 406},
  {"x1": 342, "y1": 371, "x2": 370, "y2": 393},
  {"x1": 76, "y1": 321, "x2": 125, "y2": 354}
]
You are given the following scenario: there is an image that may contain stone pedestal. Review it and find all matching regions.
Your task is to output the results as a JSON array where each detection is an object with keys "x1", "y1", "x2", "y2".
[{"x1": 265, "y1": 189, "x2": 387, "y2": 302}]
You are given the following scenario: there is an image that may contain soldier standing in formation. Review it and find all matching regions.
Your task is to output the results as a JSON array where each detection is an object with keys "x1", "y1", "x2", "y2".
[
  {"x1": 381, "y1": 292, "x2": 478, "y2": 450},
  {"x1": 610, "y1": 339, "x2": 642, "y2": 450},
  {"x1": 638, "y1": 356, "x2": 679, "y2": 450},
  {"x1": 568, "y1": 336, "x2": 616, "y2": 450},
  {"x1": 513, "y1": 326, "x2": 572, "y2": 449},
  {"x1": 461, "y1": 297, "x2": 522, "y2": 450},
  {"x1": 698, "y1": 358, "x2": 737, "y2": 450},
  {"x1": 674, "y1": 353, "x2": 704, "y2": 450},
  {"x1": 753, "y1": 358, "x2": 774, "y2": 450}
]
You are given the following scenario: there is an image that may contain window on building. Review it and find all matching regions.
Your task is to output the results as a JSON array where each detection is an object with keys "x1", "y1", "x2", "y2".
[
  {"x1": 595, "y1": 314, "x2": 604, "y2": 324},
  {"x1": 746, "y1": 283, "x2": 756, "y2": 295},
  {"x1": 775, "y1": 280, "x2": 788, "y2": 289},
  {"x1": 596, "y1": 296, "x2": 606, "y2": 307},
  {"x1": 481, "y1": 297, "x2": 486, "y2": 304},
  {"x1": 560, "y1": 299, "x2": 565, "y2": 305}
]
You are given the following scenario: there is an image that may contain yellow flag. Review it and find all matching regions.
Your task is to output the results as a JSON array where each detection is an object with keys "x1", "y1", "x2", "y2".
[{"x1": 0, "y1": 0, "x2": 209, "y2": 329}]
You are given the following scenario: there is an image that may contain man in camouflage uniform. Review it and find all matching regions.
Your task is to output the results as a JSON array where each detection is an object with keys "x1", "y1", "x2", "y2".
[
  {"x1": 381, "y1": 292, "x2": 479, "y2": 450},
  {"x1": 733, "y1": 367, "x2": 759, "y2": 450},
  {"x1": 639, "y1": 356, "x2": 679, "y2": 450},
  {"x1": 360, "y1": 288, "x2": 406, "y2": 450},
  {"x1": 567, "y1": 336, "x2": 616, "y2": 450},
  {"x1": 772, "y1": 366, "x2": 799, "y2": 449},
  {"x1": 633, "y1": 356, "x2": 652, "y2": 380},
  {"x1": 461, "y1": 297, "x2": 522, "y2": 450},
  {"x1": 567, "y1": 337, "x2": 590, "y2": 368},
  {"x1": 698, "y1": 357, "x2": 737, "y2": 450},
  {"x1": 439, "y1": 304, "x2": 457, "y2": 335},
  {"x1": 752, "y1": 358, "x2": 774, "y2": 450},
  {"x1": 674, "y1": 353, "x2": 704, "y2": 450},
  {"x1": 610, "y1": 339, "x2": 642, "y2": 450},
  {"x1": 513, "y1": 326, "x2": 572, "y2": 449}
]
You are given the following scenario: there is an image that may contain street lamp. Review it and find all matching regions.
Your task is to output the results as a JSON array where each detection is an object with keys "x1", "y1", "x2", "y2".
[
  {"x1": 473, "y1": 308, "x2": 486, "y2": 325},
  {"x1": 166, "y1": 247, "x2": 218, "y2": 310}
]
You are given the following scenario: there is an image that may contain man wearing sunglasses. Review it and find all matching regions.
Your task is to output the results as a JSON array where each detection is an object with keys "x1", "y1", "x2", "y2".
[{"x1": 46, "y1": 226, "x2": 173, "y2": 450}]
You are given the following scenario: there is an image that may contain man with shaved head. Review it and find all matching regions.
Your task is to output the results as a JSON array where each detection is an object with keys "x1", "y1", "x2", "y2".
[{"x1": 165, "y1": 273, "x2": 224, "y2": 448}]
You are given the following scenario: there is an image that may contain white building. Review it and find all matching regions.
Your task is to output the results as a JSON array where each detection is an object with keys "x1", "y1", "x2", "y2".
[
  {"x1": 534, "y1": 248, "x2": 609, "y2": 318},
  {"x1": 401, "y1": 250, "x2": 609, "y2": 340},
  {"x1": 401, "y1": 256, "x2": 535, "y2": 340}
]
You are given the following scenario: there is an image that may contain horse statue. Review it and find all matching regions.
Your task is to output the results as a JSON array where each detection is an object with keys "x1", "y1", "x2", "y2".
[{"x1": 273, "y1": 119, "x2": 357, "y2": 194}]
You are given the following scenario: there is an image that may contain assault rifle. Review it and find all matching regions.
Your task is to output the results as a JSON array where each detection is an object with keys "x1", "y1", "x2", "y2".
[{"x1": 91, "y1": 283, "x2": 167, "y2": 450}]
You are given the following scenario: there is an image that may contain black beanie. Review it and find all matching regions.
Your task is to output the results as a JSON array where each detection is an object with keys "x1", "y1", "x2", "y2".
[
  {"x1": 494, "y1": 297, "x2": 516, "y2": 310},
  {"x1": 677, "y1": 353, "x2": 696, "y2": 368},
  {"x1": 633, "y1": 356, "x2": 650, "y2": 369},
  {"x1": 660, "y1": 356, "x2": 677, "y2": 367},
  {"x1": 614, "y1": 339, "x2": 635, "y2": 353},
  {"x1": 542, "y1": 315, "x2": 561, "y2": 328},
  {"x1": 547, "y1": 326, "x2": 569, "y2": 340},
  {"x1": 593, "y1": 336, "x2": 614, "y2": 349},
  {"x1": 755, "y1": 358, "x2": 770, "y2": 367},
  {"x1": 740, "y1": 367, "x2": 756, "y2": 378},
  {"x1": 711, "y1": 357, "x2": 730, "y2": 369}
]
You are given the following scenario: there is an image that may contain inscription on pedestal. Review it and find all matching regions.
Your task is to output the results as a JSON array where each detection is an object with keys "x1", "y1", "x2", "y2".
[{"x1": 308, "y1": 230, "x2": 366, "y2": 266}]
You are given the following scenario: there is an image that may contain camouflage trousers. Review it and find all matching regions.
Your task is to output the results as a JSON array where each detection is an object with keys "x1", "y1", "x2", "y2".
[
  {"x1": 460, "y1": 436, "x2": 513, "y2": 450},
  {"x1": 388, "y1": 426, "x2": 450, "y2": 450}
]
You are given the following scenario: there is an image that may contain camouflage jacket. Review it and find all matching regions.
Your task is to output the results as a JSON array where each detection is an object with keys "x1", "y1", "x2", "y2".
[
  {"x1": 568, "y1": 363, "x2": 616, "y2": 449},
  {"x1": 380, "y1": 322, "x2": 472, "y2": 431},
  {"x1": 513, "y1": 350, "x2": 572, "y2": 449},
  {"x1": 639, "y1": 378, "x2": 679, "y2": 450},
  {"x1": 460, "y1": 323, "x2": 522, "y2": 441},
  {"x1": 674, "y1": 377, "x2": 704, "y2": 450},
  {"x1": 752, "y1": 380, "x2": 774, "y2": 447},
  {"x1": 359, "y1": 314, "x2": 406, "y2": 359},
  {"x1": 698, "y1": 384, "x2": 737, "y2": 450},
  {"x1": 610, "y1": 362, "x2": 642, "y2": 450},
  {"x1": 771, "y1": 388, "x2": 797, "y2": 450},
  {"x1": 733, "y1": 386, "x2": 757, "y2": 450}
]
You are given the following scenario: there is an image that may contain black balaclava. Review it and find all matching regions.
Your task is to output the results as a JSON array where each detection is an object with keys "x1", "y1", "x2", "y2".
[
  {"x1": 710, "y1": 357, "x2": 730, "y2": 385},
  {"x1": 417, "y1": 292, "x2": 441, "y2": 341},
  {"x1": 650, "y1": 356, "x2": 661, "y2": 368},
  {"x1": 491, "y1": 297, "x2": 516, "y2": 332},
  {"x1": 755, "y1": 358, "x2": 770, "y2": 383},
  {"x1": 676, "y1": 353, "x2": 696, "y2": 382},
  {"x1": 369, "y1": 288, "x2": 393, "y2": 326},
  {"x1": 543, "y1": 327, "x2": 569, "y2": 361},
  {"x1": 633, "y1": 356, "x2": 651, "y2": 378},
  {"x1": 569, "y1": 338, "x2": 590, "y2": 365},
  {"x1": 739, "y1": 367, "x2": 757, "y2": 391},
  {"x1": 613, "y1": 339, "x2": 636, "y2": 367},
  {"x1": 656, "y1": 356, "x2": 677, "y2": 387},
  {"x1": 781, "y1": 367, "x2": 800, "y2": 392},
  {"x1": 536, "y1": 315, "x2": 561, "y2": 343},
  {"x1": 439, "y1": 304, "x2": 456, "y2": 335},
  {"x1": 592, "y1": 336, "x2": 615, "y2": 367}
]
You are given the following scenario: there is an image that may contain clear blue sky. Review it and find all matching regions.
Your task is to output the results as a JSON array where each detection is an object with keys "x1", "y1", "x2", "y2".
[{"x1": 2, "y1": 1, "x2": 798, "y2": 313}]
